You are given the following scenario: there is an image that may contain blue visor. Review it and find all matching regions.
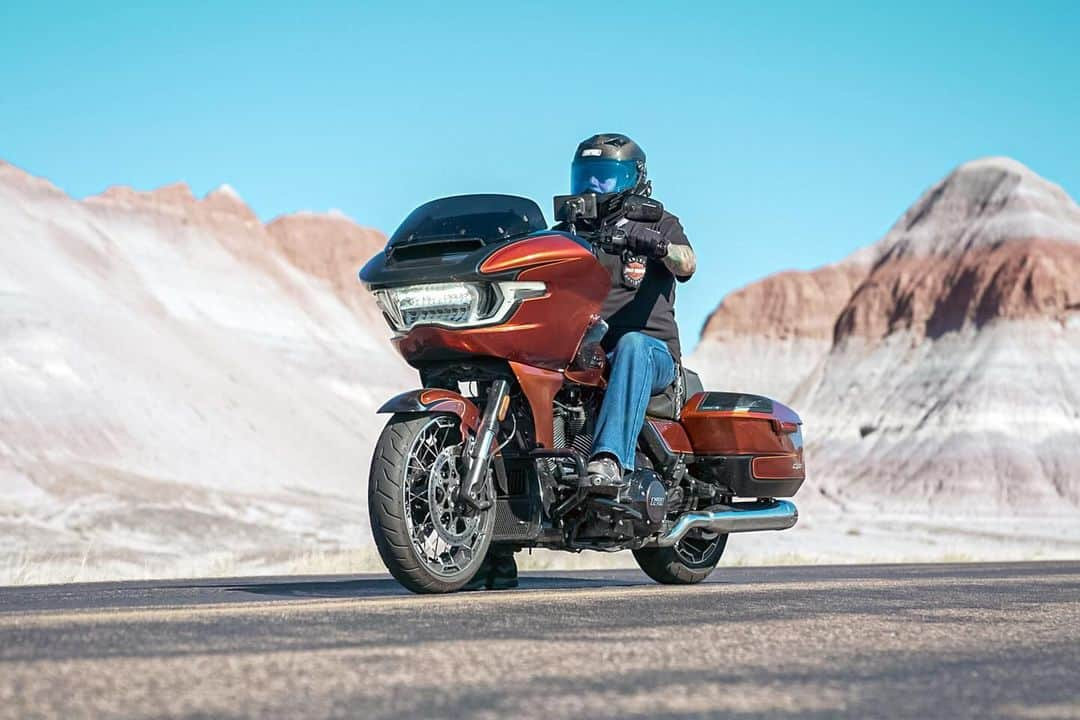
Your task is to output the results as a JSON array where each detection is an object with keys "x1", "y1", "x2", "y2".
[{"x1": 571, "y1": 158, "x2": 638, "y2": 195}]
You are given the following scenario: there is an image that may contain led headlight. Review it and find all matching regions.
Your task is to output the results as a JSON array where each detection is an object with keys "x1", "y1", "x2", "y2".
[
  {"x1": 390, "y1": 282, "x2": 481, "y2": 327},
  {"x1": 375, "y1": 281, "x2": 545, "y2": 333}
]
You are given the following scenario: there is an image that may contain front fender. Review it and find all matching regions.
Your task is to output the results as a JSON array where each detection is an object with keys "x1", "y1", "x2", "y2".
[{"x1": 378, "y1": 389, "x2": 481, "y2": 435}]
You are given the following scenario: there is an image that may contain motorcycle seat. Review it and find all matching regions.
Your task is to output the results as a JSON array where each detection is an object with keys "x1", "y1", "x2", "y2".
[{"x1": 645, "y1": 366, "x2": 704, "y2": 420}]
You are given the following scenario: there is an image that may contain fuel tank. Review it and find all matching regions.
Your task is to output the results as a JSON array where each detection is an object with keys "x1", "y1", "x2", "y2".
[{"x1": 360, "y1": 194, "x2": 610, "y2": 371}]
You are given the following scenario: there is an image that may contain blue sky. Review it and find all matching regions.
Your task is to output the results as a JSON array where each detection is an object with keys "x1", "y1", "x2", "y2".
[{"x1": 2, "y1": 1, "x2": 1077, "y2": 351}]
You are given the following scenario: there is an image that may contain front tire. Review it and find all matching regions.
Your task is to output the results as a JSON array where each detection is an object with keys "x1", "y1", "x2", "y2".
[
  {"x1": 632, "y1": 529, "x2": 728, "y2": 584},
  {"x1": 368, "y1": 413, "x2": 495, "y2": 593}
]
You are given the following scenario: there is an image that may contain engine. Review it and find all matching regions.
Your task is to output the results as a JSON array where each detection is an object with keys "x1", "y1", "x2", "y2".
[
  {"x1": 552, "y1": 394, "x2": 593, "y2": 458},
  {"x1": 550, "y1": 390, "x2": 674, "y2": 546},
  {"x1": 618, "y1": 469, "x2": 668, "y2": 533},
  {"x1": 566, "y1": 468, "x2": 670, "y2": 545}
]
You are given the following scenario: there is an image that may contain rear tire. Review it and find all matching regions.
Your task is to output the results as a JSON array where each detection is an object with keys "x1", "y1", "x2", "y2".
[
  {"x1": 632, "y1": 531, "x2": 728, "y2": 585},
  {"x1": 368, "y1": 413, "x2": 495, "y2": 594}
]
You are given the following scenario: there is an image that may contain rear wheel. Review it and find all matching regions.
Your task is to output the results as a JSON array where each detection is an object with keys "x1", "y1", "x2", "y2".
[
  {"x1": 368, "y1": 413, "x2": 495, "y2": 593},
  {"x1": 632, "y1": 528, "x2": 728, "y2": 584}
]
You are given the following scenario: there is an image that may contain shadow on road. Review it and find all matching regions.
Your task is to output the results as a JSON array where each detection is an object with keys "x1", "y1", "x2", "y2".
[
  {"x1": 6, "y1": 562, "x2": 1078, "y2": 615},
  {"x1": 226, "y1": 573, "x2": 641, "y2": 600}
]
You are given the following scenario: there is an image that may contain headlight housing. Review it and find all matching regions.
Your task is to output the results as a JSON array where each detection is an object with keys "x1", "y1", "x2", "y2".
[{"x1": 374, "y1": 281, "x2": 546, "y2": 333}]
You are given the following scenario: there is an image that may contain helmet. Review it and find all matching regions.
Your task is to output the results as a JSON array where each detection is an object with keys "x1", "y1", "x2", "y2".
[{"x1": 571, "y1": 133, "x2": 649, "y2": 197}]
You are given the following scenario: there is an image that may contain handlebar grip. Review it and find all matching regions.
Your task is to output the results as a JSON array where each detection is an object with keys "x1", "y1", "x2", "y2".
[{"x1": 599, "y1": 229, "x2": 628, "y2": 255}]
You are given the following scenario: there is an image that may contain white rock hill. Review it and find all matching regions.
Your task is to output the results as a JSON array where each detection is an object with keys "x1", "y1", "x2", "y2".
[
  {"x1": 0, "y1": 161, "x2": 413, "y2": 581},
  {"x1": 690, "y1": 157, "x2": 1080, "y2": 516}
]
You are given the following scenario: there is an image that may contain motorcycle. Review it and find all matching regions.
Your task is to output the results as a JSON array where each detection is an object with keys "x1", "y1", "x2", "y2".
[{"x1": 359, "y1": 192, "x2": 803, "y2": 593}]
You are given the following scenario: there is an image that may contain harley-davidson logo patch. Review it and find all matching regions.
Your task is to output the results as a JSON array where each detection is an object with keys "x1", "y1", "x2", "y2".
[{"x1": 622, "y1": 256, "x2": 646, "y2": 288}]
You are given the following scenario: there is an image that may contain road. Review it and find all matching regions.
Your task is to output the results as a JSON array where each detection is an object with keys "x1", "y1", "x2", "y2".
[{"x1": 1, "y1": 562, "x2": 1078, "y2": 719}]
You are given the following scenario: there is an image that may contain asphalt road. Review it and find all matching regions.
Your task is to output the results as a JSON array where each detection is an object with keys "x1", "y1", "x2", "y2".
[{"x1": 1, "y1": 562, "x2": 1078, "y2": 719}]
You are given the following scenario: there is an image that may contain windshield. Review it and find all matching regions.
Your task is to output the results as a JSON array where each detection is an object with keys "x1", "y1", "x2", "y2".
[{"x1": 389, "y1": 194, "x2": 547, "y2": 247}]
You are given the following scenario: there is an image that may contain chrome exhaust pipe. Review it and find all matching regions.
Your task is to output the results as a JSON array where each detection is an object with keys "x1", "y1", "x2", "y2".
[{"x1": 654, "y1": 499, "x2": 798, "y2": 547}]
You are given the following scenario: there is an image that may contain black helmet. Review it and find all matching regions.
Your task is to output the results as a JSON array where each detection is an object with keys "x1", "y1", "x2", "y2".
[{"x1": 571, "y1": 133, "x2": 650, "y2": 197}]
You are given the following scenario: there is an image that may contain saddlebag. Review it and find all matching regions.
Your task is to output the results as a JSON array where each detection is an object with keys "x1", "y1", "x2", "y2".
[{"x1": 681, "y1": 392, "x2": 805, "y2": 498}]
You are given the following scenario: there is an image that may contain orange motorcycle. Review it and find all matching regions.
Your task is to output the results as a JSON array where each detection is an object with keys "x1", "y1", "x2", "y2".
[{"x1": 360, "y1": 193, "x2": 803, "y2": 593}]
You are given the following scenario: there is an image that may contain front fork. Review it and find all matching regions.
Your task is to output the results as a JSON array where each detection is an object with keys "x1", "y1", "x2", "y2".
[{"x1": 461, "y1": 379, "x2": 510, "y2": 510}]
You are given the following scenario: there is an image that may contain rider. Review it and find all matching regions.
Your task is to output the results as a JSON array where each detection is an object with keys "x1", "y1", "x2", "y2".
[
  {"x1": 568, "y1": 133, "x2": 696, "y2": 486},
  {"x1": 467, "y1": 133, "x2": 695, "y2": 590}
]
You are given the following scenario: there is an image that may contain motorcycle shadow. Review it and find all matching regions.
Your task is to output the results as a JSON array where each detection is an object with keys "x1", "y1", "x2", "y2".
[{"x1": 225, "y1": 573, "x2": 643, "y2": 600}]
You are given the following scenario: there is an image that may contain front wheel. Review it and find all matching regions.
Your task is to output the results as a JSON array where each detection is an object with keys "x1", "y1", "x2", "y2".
[
  {"x1": 632, "y1": 529, "x2": 728, "y2": 584},
  {"x1": 368, "y1": 413, "x2": 495, "y2": 593}
]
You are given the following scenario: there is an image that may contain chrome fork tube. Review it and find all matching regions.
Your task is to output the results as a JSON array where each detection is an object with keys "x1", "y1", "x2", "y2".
[{"x1": 461, "y1": 379, "x2": 510, "y2": 509}]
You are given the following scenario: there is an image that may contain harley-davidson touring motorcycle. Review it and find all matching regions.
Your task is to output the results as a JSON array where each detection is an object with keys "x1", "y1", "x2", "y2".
[{"x1": 359, "y1": 192, "x2": 803, "y2": 593}]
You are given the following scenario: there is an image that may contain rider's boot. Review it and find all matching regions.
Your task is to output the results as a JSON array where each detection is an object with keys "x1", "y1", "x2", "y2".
[
  {"x1": 464, "y1": 546, "x2": 519, "y2": 590},
  {"x1": 488, "y1": 549, "x2": 519, "y2": 590},
  {"x1": 582, "y1": 454, "x2": 625, "y2": 494}
]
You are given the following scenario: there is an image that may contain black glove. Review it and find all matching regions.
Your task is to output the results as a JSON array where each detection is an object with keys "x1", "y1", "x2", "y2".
[{"x1": 623, "y1": 224, "x2": 669, "y2": 259}]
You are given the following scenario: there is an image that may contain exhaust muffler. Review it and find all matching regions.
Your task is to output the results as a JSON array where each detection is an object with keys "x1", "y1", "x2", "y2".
[{"x1": 654, "y1": 499, "x2": 798, "y2": 547}]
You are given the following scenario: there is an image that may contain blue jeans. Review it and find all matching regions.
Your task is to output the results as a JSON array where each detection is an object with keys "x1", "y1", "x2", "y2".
[{"x1": 591, "y1": 332, "x2": 676, "y2": 471}]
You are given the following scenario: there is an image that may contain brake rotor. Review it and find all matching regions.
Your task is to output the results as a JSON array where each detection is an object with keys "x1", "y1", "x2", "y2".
[{"x1": 428, "y1": 448, "x2": 480, "y2": 545}]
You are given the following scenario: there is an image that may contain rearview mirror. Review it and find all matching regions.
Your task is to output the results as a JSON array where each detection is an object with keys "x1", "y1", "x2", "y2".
[
  {"x1": 622, "y1": 195, "x2": 663, "y2": 223},
  {"x1": 553, "y1": 193, "x2": 598, "y2": 223}
]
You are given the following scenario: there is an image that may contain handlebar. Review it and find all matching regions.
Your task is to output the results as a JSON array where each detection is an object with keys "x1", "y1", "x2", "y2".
[{"x1": 583, "y1": 226, "x2": 628, "y2": 256}]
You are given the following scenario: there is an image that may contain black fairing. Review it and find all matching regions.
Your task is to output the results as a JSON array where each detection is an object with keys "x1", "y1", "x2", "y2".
[
  {"x1": 360, "y1": 244, "x2": 503, "y2": 289},
  {"x1": 359, "y1": 194, "x2": 590, "y2": 289}
]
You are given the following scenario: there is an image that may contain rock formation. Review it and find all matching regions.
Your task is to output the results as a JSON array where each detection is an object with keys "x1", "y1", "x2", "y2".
[
  {"x1": 691, "y1": 157, "x2": 1080, "y2": 514},
  {"x1": 0, "y1": 161, "x2": 411, "y2": 579}
]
